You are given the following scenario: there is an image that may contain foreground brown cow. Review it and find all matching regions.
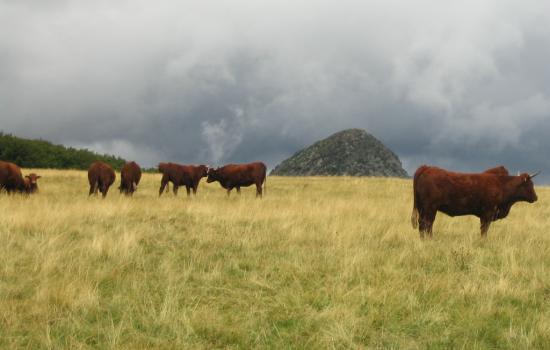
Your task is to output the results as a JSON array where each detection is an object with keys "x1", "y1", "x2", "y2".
[
  {"x1": 206, "y1": 162, "x2": 266, "y2": 197},
  {"x1": 88, "y1": 161, "x2": 116, "y2": 198},
  {"x1": 0, "y1": 161, "x2": 41, "y2": 194},
  {"x1": 411, "y1": 165, "x2": 538, "y2": 238},
  {"x1": 158, "y1": 163, "x2": 209, "y2": 196},
  {"x1": 119, "y1": 161, "x2": 142, "y2": 196}
]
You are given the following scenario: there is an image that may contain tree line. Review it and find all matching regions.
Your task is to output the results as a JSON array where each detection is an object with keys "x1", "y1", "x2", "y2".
[{"x1": 0, "y1": 132, "x2": 126, "y2": 170}]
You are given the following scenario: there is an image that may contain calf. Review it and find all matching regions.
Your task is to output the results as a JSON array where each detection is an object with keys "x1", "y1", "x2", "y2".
[{"x1": 23, "y1": 173, "x2": 41, "y2": 194}]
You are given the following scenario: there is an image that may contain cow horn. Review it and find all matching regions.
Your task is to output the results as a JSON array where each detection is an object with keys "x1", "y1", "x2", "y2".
[{"x1": 529, "y1": 171, "x2": 541, "y2": 179}]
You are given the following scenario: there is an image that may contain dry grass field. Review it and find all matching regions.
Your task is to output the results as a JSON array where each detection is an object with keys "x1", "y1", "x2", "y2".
[{"x1": 1, "y1": 169, "x2": 550, "y2": 349}]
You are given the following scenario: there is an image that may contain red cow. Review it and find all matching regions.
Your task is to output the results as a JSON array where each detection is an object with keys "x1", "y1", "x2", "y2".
[
  {"x1": 158, "y1": 162, "x2": 209, "y2": 196},
  {"x1": 88, "y1": 161, "x2": 116, "y2": 198},
  {"x1": 0, "y1": 161, "x2": 40, "y2": 194},
  {"x1": 120, "y1": 161, "x2": 142, "y2": 196},
  {"x1": 411, "y1": 165, "x2": 538, "y2": 238},
  {"x1": 206, "y1": 162, "x2": 266, "y2": 197},
  {"x1": 23, "y1": 173, "x2": 41, "y2": 194}
]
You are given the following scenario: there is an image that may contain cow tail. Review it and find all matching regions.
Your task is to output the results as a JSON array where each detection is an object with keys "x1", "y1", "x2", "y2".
[
  {"x1": 411, "y1": 202, "x2": 419, "y2": 229},
  {"x1": 411, "y1": 166, "x2": 427, "y2": 229}
]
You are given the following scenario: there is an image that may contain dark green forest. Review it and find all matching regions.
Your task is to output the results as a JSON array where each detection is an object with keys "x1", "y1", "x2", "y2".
[{"x1": 0, "y1": 132, "x2": 126, "y2": 170}]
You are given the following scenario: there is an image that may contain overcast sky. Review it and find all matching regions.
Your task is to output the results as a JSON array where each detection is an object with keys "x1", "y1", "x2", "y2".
[{"x1": 1, "y1": 1, "x2": 550, "y2": 181}]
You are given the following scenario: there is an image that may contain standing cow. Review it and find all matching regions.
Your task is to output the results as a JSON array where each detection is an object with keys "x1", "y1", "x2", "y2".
[
  {"x1": 206, "y1": 162, "x2": 266, "y2": 197},
  {"x1": 158, "y1": 163, "x2": 209, "y2": 196},
  {"x1": 411, "y1": 165, "x2": 538, "y2": 238},
  {"x1": 23, "y1": 173, "x2": 41, "y2": 194},
  {"x1": 0, "y1": 161, "x2": 41, "y2": 194},
  {"x1": 88, "y1": 161, "x2": 116, "y2": 198},
  {"x1": 120, "y1": 161, "x2": 142, "y2": 196}
]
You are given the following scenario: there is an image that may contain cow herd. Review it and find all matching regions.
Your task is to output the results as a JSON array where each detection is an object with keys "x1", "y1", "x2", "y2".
[
  {"x1": 0, "y1": 159, "x2": 541, "y2": 238},
  {"x1": 87, "y1": 161, "x2": 268, "y2": 198}
]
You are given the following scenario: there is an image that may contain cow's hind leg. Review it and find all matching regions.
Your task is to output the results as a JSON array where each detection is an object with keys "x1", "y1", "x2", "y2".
[
  {"x1": 89, "y1": 182, "x2": 98, "y2": 196},
  {"x1": 236, "y1": 187, "x2": 241, "y2": 195},
  {"x1": 186, "y1": 186, "x2": 191, "y2": 197},
  {"x1": 419, "y1": 208, "x2": 436, "y2": 239},
  {"x1": 101, "y1": 183, "x2": 109, "y2": 198},
  {"x1": 173, "y1": 184, "x2": 179, "y2": 196}
]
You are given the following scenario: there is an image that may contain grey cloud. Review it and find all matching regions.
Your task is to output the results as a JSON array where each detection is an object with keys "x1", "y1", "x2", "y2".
[{"x1": 1, "y1": 1, "x2": 550, "y2": 183}]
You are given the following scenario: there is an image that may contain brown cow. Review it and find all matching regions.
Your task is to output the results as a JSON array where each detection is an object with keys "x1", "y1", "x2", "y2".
[
  {"x1": 88, "y1": 161, "x2": 116, "y2": 198},
  {"x1": 158, "y1": 162, "x2": 209, "y2": 196},
  {"x1": 206, "y1": 162, "x2": 266, "y2": 197},
  {"x1": 119, "y1": 161, "x2": 142, "y2": 196},
  {"x1": 411, "y1": 165, "x2": 538, "y2": 238},
  {"x1": 0, "y1": 161, "x2": 40, "y2": 194},
  {"x1": 23, "y1": 173, "x2": 41, "y2": 194},
  {"x1": 0, "y1": 160, "x2": 26, "y2": 194}
]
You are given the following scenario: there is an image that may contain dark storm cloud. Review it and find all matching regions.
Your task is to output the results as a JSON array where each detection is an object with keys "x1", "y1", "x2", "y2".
[{"x1": 1, "y1": 1, "x2": 550, "y2": 182}]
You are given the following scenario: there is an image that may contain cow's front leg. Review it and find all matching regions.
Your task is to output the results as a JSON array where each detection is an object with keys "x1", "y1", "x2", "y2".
[
  {"x1": 480, "y1": 219, "x2": 491, "y2": 238},
  {"x1": 255, "y1": 183, "x2": 262, "y2": 198},
  {"x1": 159, "y1": 175, "x2": 169, "y2": 196},
  {"x1": 480, "y1": 210, "x2": 497, "y2": 238}
]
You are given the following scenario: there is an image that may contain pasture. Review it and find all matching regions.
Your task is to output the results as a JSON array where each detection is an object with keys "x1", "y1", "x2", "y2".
[{"x1": 1, "y1": 169, "x2": 550, "y2": 349}]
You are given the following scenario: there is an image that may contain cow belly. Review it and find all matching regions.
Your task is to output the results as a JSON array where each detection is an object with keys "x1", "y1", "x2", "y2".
[{"x1": 438, "y1": 205, "x2": 479, "y2": 218}]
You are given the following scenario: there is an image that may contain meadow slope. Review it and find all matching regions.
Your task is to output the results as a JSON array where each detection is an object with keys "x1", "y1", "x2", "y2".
[{"x1": 1, "y1": 169, "x2": 549, "y2": 349}]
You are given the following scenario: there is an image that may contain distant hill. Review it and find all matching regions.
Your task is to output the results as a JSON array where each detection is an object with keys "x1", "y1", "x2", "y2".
[
  {"x1": 0, "y1": 132, "x2": 126, "y2": 170},
  {"x1": 271, "y1": 129, "x2": 408, "y2": 177}
]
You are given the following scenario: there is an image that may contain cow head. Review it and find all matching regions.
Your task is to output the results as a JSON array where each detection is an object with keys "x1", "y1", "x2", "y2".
[
  {"x1": 158, "y1": 162, "x2": 168, "y2": 173},
  {"x1": 198, "y1": 165, "x2": 209, "y2": 178},
  {"x1": 513, "y1": 172, "x2": 539, "y2": 203},
  {"x1": 24, "y1": 173, "x2": 41, "y2": 194},
  {"x1": 206, "y1": 167, "x2": 219, "y2": 183}
]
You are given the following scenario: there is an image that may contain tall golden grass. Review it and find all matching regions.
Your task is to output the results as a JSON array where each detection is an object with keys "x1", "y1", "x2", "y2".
[{"x1": 1, "y1": 169, "x2": 549, "y2": 349}]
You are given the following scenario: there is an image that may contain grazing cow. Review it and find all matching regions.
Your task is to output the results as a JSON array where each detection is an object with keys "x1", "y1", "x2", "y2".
[
  {"x1": 158, "y1": 163, "x2": 209, "y2": 196},
  {"x1": 0, "y1": 161, "x2": 40, "y2": 194},
  {"x1": 0, "y1": 161, "x2": 26, "y2": 194},
  {"x1": 88, "y1": 161, "x2": 116, "y2": 198},
  {"x1": 411, "y1": 165, "x2": 538, "y2": 238},
  {"x1": 120, "y1": 161, "x2": 142, "y2": 196},
  {"x1": 23, "y1": 173, "x2": 41, "y2": 194},
  {"x1": 206, "y1": 162, "x2": 267, "y2": 197}
]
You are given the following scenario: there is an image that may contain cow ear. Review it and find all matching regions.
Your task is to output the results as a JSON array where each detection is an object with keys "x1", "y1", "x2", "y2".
[
  {"x1": 25, "y1": 175, "x2": 31, "y2": 179},
  {"x1": 36, "y1": 176, "x2": 41, "y2": 179}
]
